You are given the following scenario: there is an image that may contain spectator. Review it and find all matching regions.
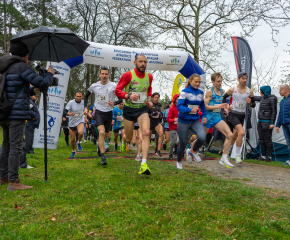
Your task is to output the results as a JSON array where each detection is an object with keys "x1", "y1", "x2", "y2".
[
  {"x1": 254, "y1": 86, "x2": 277, "y2": 162},
  {"x1": 275, "y1": 84, "x2": 290, "y2": 165},
  {"x1": 25, "y1": 92, "x2": 40, "y2": 154},
  {"x1": 0, "y1": 41, "x2": 54, "y2": 191}
]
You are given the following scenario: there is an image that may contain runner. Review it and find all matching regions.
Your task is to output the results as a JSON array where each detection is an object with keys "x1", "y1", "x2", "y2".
[
  {"x1": 222, "y1": 72, "x2": 255, "y2": 164},
  {"x1": 167, "y1": 94, "x2": 179, "y2": 159},
  {"x1": 63, "y1": 91, "x2": 85, "y2": 157},
  {"x1": 112, "y1": 101, "x2": 125, "y2": 151},
  {"x1": 190, "y1": 72, "x2": 234, "y2": 168},
  {"x1": 149, "y1": 92, "x2": 164, "y2": 156},
  {"x1": 84, "y1": 67, "x2": 122, "y2": 166},
  {"x1": 163, "y1": 101, "x2": 173, "y2": 150},
  {"x1": 176, "y1": 73, "x2": 207, "y2": 169},
  {"x1": 115, "y1": 54, "x2": 153, "y2": 175}
]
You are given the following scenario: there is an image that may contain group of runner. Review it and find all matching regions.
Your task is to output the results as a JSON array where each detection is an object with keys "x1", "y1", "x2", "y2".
[{"x1": 63, "y1": 53, "x2": 256, "y2": 174}]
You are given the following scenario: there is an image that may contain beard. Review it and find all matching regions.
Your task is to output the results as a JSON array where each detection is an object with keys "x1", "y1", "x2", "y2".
[
  {"x1": 75, "y1": 99, "x2": 81, "y2": 103},
  {"x1": 136, "y1": 65, "x2": 146, "y2": 73}
]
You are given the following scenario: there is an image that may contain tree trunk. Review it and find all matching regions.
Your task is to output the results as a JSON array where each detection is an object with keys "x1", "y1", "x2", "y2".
[
  {"x1": 7, "y1": 0, "x2": 13, "y2": 54},
  {"x1": 3, "y1": 0, "x2": 7, "y2": 55}
]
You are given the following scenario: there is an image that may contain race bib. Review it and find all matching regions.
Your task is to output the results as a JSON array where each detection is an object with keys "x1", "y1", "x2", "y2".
[
  {"x1": 152, "y1": 112, "x2": 160, "y2": 119},
  {"x1": 132, "y1": 92, "x2": 146, "y2": 104},
  {"x1": 213, "y1": 104, "x2": 221, "y2": 112},
  {"x1": 174, "y1": 122, "x2": 177, "y2": 124},
  {"x1": 97, "y1": 94, "x2": 109, "y2": 103},
  {"x1": 117, "y1": 116, "x2": 123, "y2": 121},
  {"x1": 188, "y1": 104, "x2": 199, "y2": 114},
  {"x1": 236, "y1": 101, "x2": 246, "y2": 110},
  {"x1": 74, "y1": 111, "x2": 83, "y2": 118}
]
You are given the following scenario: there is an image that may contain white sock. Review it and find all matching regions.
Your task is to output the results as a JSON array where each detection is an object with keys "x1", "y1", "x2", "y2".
[
  {"x1": 77, "y1": 141, "x2": 80, "y2": 144},
  {"x1": 141, "y1": 159, "x2": 147, "y2": 164},
  {"x1": 222, "y1": 153, "x2": 228, "y2": 159},
  {"x1": 269, "y1": 156, "x2": 272, "y2": 159},
  {"x1": 261, "y1": 156, "x2": 266, "y2": 159},
  {"x1": 236, "y1": 147, "x2": 241, "y2": 156}
]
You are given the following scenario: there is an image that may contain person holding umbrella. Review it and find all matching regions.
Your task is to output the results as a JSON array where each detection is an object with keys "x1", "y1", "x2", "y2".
[{"x1": 0, "y1": 41, "x2": 55, "y2": 191}]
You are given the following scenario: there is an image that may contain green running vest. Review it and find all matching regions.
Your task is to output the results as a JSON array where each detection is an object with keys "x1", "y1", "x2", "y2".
[{"x1": 124, "y1": 70, "x2": 150, "y2": 108}]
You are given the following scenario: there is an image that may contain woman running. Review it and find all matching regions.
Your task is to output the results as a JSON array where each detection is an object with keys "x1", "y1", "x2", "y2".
[{"x1": 176, "y1": 73, "x2": 207, "y2": 169}]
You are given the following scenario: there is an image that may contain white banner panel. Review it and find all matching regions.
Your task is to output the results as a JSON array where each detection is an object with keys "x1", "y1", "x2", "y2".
[
  {"x1": 33, "y1": 62, "x2": 71, "y2": 149},
  {"x1": 83, "y1": 42, "x2": 188, "y2": 71}
]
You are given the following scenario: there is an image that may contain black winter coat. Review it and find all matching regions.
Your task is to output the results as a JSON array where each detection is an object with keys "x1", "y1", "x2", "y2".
[
  {"x1": 0, "y1": 55, "x2": 53, "y2": 120},
  {"x1": 254, "y1": 95, "x2": 277, "y2": 124},
  {"x1": 26, "y1": 99, "x2": 40, "y2": 129}
]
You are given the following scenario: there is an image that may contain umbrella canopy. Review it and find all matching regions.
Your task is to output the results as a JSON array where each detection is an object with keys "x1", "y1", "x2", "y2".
[{"x1": 10, "y1": 26, "x2": 89, "y2": 62}]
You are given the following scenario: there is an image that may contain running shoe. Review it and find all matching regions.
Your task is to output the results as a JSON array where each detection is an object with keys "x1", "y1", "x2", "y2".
[
  {"x1": 155, "y1": 150, "x2": 162, "y2": 156},
  {"x1": 138, "y1": 163, "x2": 151, "y2": 175},
  {"x1": 176, "y1": 162, "x2": 183, "y2": 169},
  {"x1": 105, "y1": 143, "x2": 109, "y2": 152},
  {"x1": 283, "y1": 160, "x2": 290, "y2": 165},
  {"x1": 69, "y1": 151, "x2": 76, "y2": 158},
  {"x1": 121, "y1": 144, "x2": 127, "y2": 153},
  {"x1": 219, "y1": 156, "x2": 234, "y2": 168},
  {"x1": 84, "y1": 140, "x2": 87, "y2": 143},
  {"x1": 101, "y1": 156, "x2": 107, "y2": 166},
  {"x1": 169, "y1": 154, "x2": 173, "y2": 160},
  {"x1": 235, "y1": 155, "x2": 242, "y2": 164},
  {"x1": 192, "y1": 151, "x2": 202, "y2": 163},
  {"x1": 26, "y1": 165, "x2": 34, "y2": 169},
  {"x1": 77, "y1": 143, "x2": 82, "y2": 151},
  {"x1": 114, "y1": 144, "x2": 118, "y2": 151},
  {"x1": 66, "y1": 144, "x2": 69, "y2": 147},
  {"x1": 264, "y1": 158, "x2": 272, "y2": 162},
  {"x1": 126, "y1": 144, "x2": 129, "y2": 151},
  {"x1": 135, "y1": 155, "x2": 141, "y2": 162},
  {"x1": 186, "y1": 149, "x2": 193, "y2": 164},
  {"x1": 256, "y1": 156, "x2": 265, "y2": 161}
]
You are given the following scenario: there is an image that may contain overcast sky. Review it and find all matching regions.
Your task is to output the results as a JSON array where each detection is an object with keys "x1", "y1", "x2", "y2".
[{"x1": 153, "y1": 22, "x2": 290, "y2": 96}]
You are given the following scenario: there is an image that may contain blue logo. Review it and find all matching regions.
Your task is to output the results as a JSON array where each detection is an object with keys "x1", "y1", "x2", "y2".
[
  {"x1": 47, "y1": 115, "x2": 56, "y2": 133},
  {"x1": 48, "y1": 87, "x2": 61, "y2": 96},
  {"x1": 171, "y1": 58, "x2": 180, "y2": 64},
  {"x1": 90, "y1": 49, "x2": 101, "y2": 56}
]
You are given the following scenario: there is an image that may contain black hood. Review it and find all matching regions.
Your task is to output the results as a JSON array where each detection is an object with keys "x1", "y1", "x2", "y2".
[{"x1": 0, "y1": 55, "x2": 25, "y2": 73}]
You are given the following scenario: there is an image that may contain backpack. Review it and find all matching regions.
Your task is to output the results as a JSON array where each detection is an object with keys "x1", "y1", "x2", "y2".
[{"x1": 0, "y1": 63, "x2": 21, "y2": 121}]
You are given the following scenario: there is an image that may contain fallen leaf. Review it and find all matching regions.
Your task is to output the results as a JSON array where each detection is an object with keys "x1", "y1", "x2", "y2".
[
  {"x1": 23, "y1": 194, "x2": 30, "y2": 197},
  {"x1": 24, "y1": 174, "x2": 32, "y2": 177},
  {"x1": 121, "y1": 197, "x2": 125, "y2": 199},
  {"x1": 112, "y1": 200, "x2": 116, "y2": 203},
  {"x1": 85, "y1": 231, "x2": 95, "y2": 236},
  {"x1": 51, "y1": 217, "x2": 56, "y2": 221},
  {"x1": 55, "y1": 190, "x2": 60, "y2": 193},
  {"x1": 26, "y1": 204, "x2": 30, "y2": 206},
  {"x1": 14, "y1": 204, "x2": 23, "y2": 210}
]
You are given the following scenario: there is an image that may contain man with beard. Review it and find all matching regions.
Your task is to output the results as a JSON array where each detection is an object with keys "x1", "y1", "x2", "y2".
[
  {"x1": 115, "y1": 54, "x2": 153, "y2": 175},
  {"x1": 63, "y1": 91, "x2": 85, "y2": 158}
]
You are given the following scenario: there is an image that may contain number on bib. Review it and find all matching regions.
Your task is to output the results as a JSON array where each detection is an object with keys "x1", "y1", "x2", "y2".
[
  {"x1": 97, "y1": 94, "x2": 109, "y2": 103},
  {"x1": 74, "y1": 112, "x2": 83, "y2": 118},
  {"x1": 213, "y1": 104, "x2": 221, "y2": 112},
  {"x1": 236, "y1": 101, "x2": 246, "y2": 110},
  {"x1": 188, "y1": 104, "x2": 199, "y2": 114},
  {"x1": 132, "y1": 92, "x2": 146, "y2": 104}
]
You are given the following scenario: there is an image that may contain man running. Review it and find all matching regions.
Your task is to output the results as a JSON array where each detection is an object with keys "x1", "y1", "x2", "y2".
[
  {"x1": 148, "y1": 92, "x2": 164, "y2": 156},
  {"x1": 63, "y1": 91, "x2": 85, "y2": 158},
  {"x1": 112, "y1": 101, "x2": 125, "y2": 151},
  {"x1": 223, "y1": 72, "x2": 255, "y2": 164},
  {"x1": 84, "y1": 67, "x2": 122, "y2": 166},
  {"x1": 115, "y1": 54, "x2": 153, "y2": 175},
  {"x1": 195, "y1": 72, "x2": 234, "y2": 168}
]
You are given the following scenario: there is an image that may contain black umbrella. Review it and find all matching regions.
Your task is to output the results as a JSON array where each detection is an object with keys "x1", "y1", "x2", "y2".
[{"x1": 10, "y1": 26, "x2": 89, "y2": 62}]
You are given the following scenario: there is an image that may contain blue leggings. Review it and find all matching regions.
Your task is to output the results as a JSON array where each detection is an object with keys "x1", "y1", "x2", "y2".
[{"x1": 177, "y1": 120, "x2": 206, "y2": 162}]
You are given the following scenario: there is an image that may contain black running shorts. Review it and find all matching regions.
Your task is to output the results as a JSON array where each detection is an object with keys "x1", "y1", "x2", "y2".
[
  {"x1": 123, "y1": 105, "x2": 149, "y2": 122},
  {"x1": 134, "y1": 125, "x2": 139, "y2": 130},
  {"x1": 94, "y1": 109, "x2": 113, "y2": 133},
  {"x1": 150, "y1": 120, "x2": 160, "y2": 131},
  {"x1": 229, "y1": 112, "x2": 245, "y2": 128},
  {"x1": 113, "y1": 127, "x2": 124, "y2": 134}
]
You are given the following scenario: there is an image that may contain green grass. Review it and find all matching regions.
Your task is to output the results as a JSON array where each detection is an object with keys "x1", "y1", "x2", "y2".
[{"x1": 1, "y1": 129, "x2": 290, "y2": 239}]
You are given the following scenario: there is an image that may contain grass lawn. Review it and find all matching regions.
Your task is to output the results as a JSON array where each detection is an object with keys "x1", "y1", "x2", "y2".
[{"x1": 1, "y1": 129, "x2": 290, "y2": 239}]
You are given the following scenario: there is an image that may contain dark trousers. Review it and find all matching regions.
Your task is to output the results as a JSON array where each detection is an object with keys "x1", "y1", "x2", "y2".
[
  {"x1": 177, "y1": 120, "x2": 206, "y2": 162},
  {"x1": 257, "y1": 122, "x2": 273, "y2": 157},
  {"x1": 0, "y1": 120, "x2": 25, "y2": 182},
  {"x1": 25, "y1": 126, "x2": 35, "y2": 153},
  {"x1": 63, "y1": 127, "x2": 69, "y2": 145}
]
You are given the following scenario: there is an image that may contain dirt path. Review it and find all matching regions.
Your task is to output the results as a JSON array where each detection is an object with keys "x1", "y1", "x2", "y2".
[{"x1": 144, "y1": 148, "x2": 290, "y2": 194}]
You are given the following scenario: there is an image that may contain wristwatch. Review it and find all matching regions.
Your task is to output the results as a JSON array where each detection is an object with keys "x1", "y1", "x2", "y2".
[{"x1": 127, "y1": 93, "x2": 132, "y2": 100}]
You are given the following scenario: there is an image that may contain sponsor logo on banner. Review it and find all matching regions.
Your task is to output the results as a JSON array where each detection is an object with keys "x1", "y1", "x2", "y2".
[
  {"x1": 86, "y1": 47, "x2": 104, "y2": 59},
  {"x1": 47, "y1": 114, "x2": 56, "y2": 133},
  {"x1": 240, "y1": 56, "x2": 246, "y2": 72},
  {"x1": 171, "y1": 58, "x2": 180, "y2": 64},
  {"x1": 167, "y1": 55, "x2": 183, "y2": 66},
  {"x1": 48, "y1": 86, "x2": 62, "y2": 97}
]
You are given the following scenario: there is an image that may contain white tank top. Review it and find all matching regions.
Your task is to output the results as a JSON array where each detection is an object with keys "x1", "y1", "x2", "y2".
[{"x1": 231, "y1": 86, "x2": 249, "y2": 114}]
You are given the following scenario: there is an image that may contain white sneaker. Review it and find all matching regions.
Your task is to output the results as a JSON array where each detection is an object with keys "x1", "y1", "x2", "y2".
[
  {"x1": 84, "y1": 140, "x2": 87, "y2": 143},
  {"x1": 186, "y1": 149, "x2": 193, "y2": 164},
  {"x1": 219, "y1": 156, "x2": 234, "y2": 168},
  {"x1": 235, "y1": 155, "x2": 242, "y2": 164},
  {"x1": 176, "y1": 162, "x2": 183, "y2": 169},
  {"x1": 135, "y1": 155, "x2": 141, "y2": 162},
  {"x1": 192, "y1": 151, "x2": 202, "y2": 163},
  {"x1": 27, "y1": 165, "x2": 34, "y2": 169}
]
